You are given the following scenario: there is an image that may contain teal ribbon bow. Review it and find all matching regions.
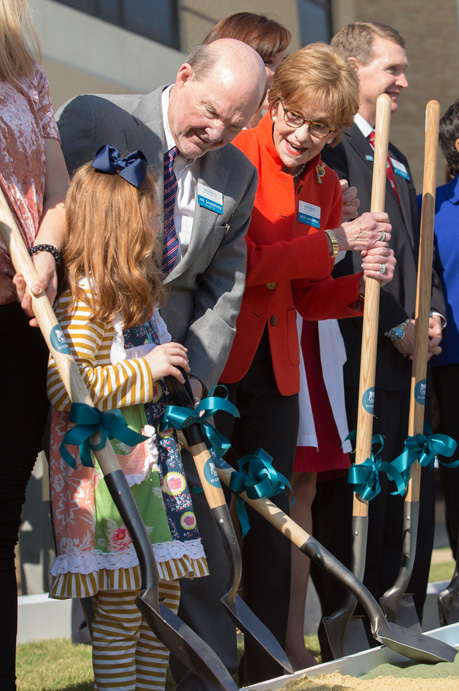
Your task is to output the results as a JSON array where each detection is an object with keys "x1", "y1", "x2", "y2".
[
  {"x1": 216, "y1": 448, "x2": 293, "y2": 538},
  {"x1": 60, "y1": 402, "x2": 149, "y2": 469},
  {"x1": 161, "y1": 387, "x2": 239, "y2": 459},
  {"x1": 346, "y1": 432, "x2": 406, "y2": 500},
  {"x1": 390, "y1": 430, "x2": 458, "y2": 495}
]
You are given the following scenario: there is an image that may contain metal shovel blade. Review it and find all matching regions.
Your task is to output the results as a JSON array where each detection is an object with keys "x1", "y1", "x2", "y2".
[
  {"x1": 379, "y1": 497, "x2": 422, "y2": 632},
  {"x1": 323, "y1": 608, "x2": 369, "y2": 659},
  {"x1": 212, "y1": 503, "x2": 293, "y2": 674},
  {"x1": 302, "y1": 536, "x2": 457, "y2": 664},
  {"x1": 163, "y1": 373, "x2": 293, "y2": 675},
  {"x1": 380, "y1": 590, "x2": 422, "y2": 632},
  {"x1": 374, "y1": 619, "x2": 457, "y2": 663},
  {"x1": 322, "y1": 514, "x2": 371, "y2": 659}
]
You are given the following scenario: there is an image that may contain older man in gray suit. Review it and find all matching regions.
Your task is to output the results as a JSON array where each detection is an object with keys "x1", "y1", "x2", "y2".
[{"x1": 57, "y1": 39, "x2": 266, "y2": 689}]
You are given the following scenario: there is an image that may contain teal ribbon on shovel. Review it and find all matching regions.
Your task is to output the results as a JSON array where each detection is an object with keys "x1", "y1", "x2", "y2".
[
  {"x1": 216, "y1": 448, "x2": 293, "y2": 538},
  {"x1": 346, "y1": 432, "x2": 406, "y2": 500},
  {"x1": 161, "y1": 386, "x2": 240, "y2": 459},
  {"x1": 389, "y1": 429, "x2": 458, "y2": 495},
  {"x1": 60, "y1": 402, "x2": 149, "y2": 469}
]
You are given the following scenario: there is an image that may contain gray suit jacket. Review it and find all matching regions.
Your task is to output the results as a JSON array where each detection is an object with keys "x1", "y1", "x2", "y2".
[{"x1": 56, "y1": 87, "x2": 258, "y2": 389}]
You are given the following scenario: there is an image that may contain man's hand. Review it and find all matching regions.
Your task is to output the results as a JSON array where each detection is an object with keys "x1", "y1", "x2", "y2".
[
  {"x1": 427, "y1": 315, "x2": 442, "y2": 360},
  {"x1": 392, "y1": 319, "x2": 415, "y2": 357},
  {"x1": 340, "y1": 179, "x2": 360, "y2": 223}
]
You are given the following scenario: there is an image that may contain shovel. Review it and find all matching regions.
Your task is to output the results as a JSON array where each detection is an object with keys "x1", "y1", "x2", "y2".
[
  {"x1": 214, "y1": 460, "x2": 458, "y2": 664},
  {"x1": 163, "y1": 373, "x2": 294, "y2": 675},
  {"x1": 322, "y1": 94, "x2": 392, "y2": 659},
  {"x1": 380, "y1": 101, "x2": 440, "y2": 630},
  {"x1": 0, "y1": 189, "x2": 238, "y2": 691}
]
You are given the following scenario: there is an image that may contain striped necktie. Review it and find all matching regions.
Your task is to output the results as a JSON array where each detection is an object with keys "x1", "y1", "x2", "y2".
[
  {"x1": 367, "y1": 130, "x2": 401, "y2": 208},
  {"x1": 162, "y1": 146, "x2": 179, "y2": 275}
]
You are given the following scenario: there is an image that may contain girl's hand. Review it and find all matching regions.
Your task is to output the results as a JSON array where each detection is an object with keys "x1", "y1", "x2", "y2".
[{"x1": 144, "y1": 342, "x2": 189, "y2": 383}]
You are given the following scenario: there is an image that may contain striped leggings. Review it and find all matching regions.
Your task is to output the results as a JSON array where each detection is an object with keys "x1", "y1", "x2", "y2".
[{"x1": 92, "y1": 580, "x2": 180, "y2": 690}]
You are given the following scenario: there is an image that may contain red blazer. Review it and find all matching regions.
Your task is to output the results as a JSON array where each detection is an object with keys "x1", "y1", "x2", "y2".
[{"x1": 220, "y1": 113, "x2": 362, "y2": 396}]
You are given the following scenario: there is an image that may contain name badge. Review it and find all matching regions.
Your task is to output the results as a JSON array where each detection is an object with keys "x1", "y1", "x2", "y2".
[
  {"x1": 390, "y1": 158, "x2": 410, "y2": 180},
  {"x1": 197, "y1": 183, "x2": 224, "y2": 214},
  {"x1": 298, "y1": 200, "x2": 321, "y2": 228}
]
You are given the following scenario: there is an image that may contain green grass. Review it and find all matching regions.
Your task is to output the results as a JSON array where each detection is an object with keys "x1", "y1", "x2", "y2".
[
  {"x1": 17, "y1": 639, "x2": 93, "y2": 691},
  {"x1": 17, "y1": 635, "x2": 321, "y2": 691},
  {"x1": 429, "y1": 547, "x2": 456, "y2": 584}
]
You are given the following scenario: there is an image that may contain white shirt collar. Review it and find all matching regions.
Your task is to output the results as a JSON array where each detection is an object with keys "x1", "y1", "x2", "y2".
[
  {"x1": 354, "y1": 112, "x2": 374, "y2": 139},
  {"x1": 161, "y1": 85, "x2": 178, "y2": 154}
]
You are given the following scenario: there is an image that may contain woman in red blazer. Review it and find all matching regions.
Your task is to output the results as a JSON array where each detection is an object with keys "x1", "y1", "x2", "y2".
[{"x1": 218, "y1": 43, "x2": 395, "y2": 685}]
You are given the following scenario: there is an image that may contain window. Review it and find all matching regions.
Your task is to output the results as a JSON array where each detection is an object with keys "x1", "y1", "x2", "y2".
[
  {"x1": 53, "y1": 0, "x2": 180, "y2": 49},
  {"x1": 298, "y1": 0, "x2": 331, "y2": 46}
]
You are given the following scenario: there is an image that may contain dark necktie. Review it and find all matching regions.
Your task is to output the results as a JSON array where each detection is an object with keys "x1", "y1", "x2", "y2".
[
  {"x1": 162, "y1": 146, "x2": 179, "y2": 275},
  {"x1": 367, "y1": 130, "x2": 401, "y2": 208}
]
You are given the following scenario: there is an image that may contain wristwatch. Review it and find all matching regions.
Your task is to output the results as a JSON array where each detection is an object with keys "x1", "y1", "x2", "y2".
[
  {"x1": 325, "y1": 229, "x2": 339, "y2": 258},
  {"x1": 386, "y1": 319, "x2": 409, "y2": 342}
]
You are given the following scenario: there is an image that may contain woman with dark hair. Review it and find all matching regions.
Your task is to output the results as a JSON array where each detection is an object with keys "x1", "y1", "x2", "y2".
[
  {"x1": 204, "y1": 12, "x2": 290, "y2": 127},
  {"x1": 425, "y1": 99, "x2": 459, "y2": 556},
  {"x1": 218, "y1": 43, "x2": 395, "y2": 684}
]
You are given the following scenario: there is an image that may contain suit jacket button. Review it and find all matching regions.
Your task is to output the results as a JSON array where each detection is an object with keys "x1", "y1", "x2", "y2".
[
  {"x1": 266, "y1": 282, "x2": 277, "y2": 290},
  {"x1": 270, "y1": 316, "x2": 278, "y2": 326}
]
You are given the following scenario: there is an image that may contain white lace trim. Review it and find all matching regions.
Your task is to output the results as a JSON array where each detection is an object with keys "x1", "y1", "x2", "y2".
[
  {"x1": 50, "y1": 538, "x2": 206, "y2": 576},
  {"x1": 110, "y1": 309, "x2": 171, "y2": 365}
]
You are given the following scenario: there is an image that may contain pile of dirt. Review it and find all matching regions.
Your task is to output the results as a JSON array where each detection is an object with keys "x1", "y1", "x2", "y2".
[
  {"x1": 271, "y1": 670, "x2": 459, "y2": 690},
  {"x1": 266, "y1": 650, "x2": 459, "y2": 691}
]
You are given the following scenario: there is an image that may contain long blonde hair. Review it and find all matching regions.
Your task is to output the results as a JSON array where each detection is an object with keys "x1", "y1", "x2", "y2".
[
  {"x1": 0, "y1": 0, "x2": 41, "y2": 81},
  {"x1": 63, "y1": 163, "x2": 165, "y2": 329}
]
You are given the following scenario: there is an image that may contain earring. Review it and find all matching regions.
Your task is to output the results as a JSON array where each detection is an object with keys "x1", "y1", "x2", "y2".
[
  {"x1": 272, "y1": 116, "x2": 277, "y2": 121},
  {"x1": 328, "y1": 138, "x2": 333, "y2": 144}
]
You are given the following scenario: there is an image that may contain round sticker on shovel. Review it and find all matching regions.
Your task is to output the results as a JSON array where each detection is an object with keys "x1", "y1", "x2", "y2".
[
  {"x1": 204, "y1": 457, "x2": 220, "y2": 487},
  {"x1": 362, "y1": 387, "x2": 375, "y2": 414},
  {"x1": 414, "y1": 379, "x2": 426, "y2": 406},
  {"x1": 50, "y1": 325, "x2": 71, "y2": 354}
]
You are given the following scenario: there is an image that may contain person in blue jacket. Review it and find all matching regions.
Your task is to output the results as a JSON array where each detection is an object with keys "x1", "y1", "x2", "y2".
[{"x1": 423, "y1": 98, "x2": 459, "y2": 556}]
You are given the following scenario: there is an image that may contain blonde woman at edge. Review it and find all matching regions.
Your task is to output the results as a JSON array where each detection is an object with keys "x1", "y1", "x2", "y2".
[{"x1": 0, "y1": 1, "x2": 68, "y2": 688}]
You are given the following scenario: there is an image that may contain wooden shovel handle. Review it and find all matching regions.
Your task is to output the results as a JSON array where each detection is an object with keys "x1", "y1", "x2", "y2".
[
  {"x1": 353, "y1": 94, "x2": 392, "y2": 517},
  {"x1": 406, "y1": 100, "x2": 440, "y2": 502},
  {"x1": 0, "y1": 189, "x2": 121, "y2": 475}
]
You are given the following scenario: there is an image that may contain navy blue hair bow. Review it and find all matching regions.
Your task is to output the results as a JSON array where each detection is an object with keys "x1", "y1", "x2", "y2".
[{"x1": 91, "y1": 144, "x2": 148, "y2": 187}]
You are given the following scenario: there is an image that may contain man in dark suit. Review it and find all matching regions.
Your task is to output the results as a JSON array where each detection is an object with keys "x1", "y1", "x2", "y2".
[
  {"x1": 57, "y1": 39, "x2": 266, "y2": 689},
  {"x1": 314, "y1": 21, "x2": 445, "y2": 653}
]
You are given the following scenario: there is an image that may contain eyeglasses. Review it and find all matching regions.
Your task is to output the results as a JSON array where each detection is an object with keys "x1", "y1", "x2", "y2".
[{"x1": 279, "y1": 100, "x2": 335, "y2": 139}]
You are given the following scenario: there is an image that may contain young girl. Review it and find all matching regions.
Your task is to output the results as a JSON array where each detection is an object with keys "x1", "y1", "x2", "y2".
[{"x1": 47, "y1": 146, "x2": 208, "y2": 691}]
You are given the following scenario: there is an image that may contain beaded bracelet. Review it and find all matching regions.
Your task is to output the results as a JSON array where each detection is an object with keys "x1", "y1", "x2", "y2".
[{"x1": 29, "y1": 243, "x2": 61, "y2": 267}]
